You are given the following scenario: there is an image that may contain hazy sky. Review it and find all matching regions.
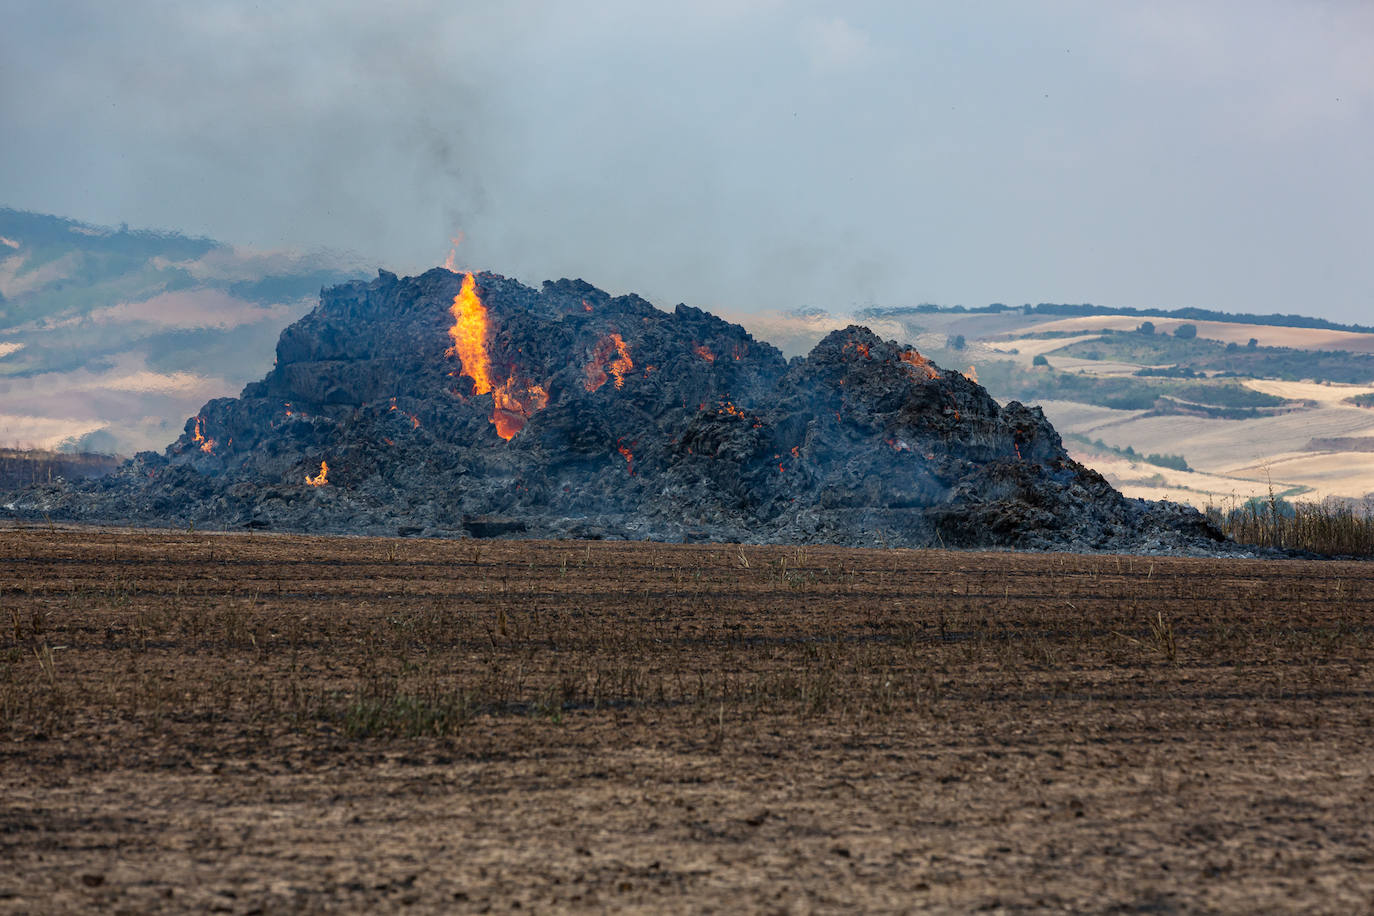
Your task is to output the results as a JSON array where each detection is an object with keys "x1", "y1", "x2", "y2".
[{"x1": 3, "y1": 1, "x2": 1371, "y2": 322}]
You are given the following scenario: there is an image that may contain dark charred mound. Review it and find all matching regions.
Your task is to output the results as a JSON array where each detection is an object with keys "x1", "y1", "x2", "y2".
[{"x1": 6, "y1": 269, "x2": 1227, "y2": 552}]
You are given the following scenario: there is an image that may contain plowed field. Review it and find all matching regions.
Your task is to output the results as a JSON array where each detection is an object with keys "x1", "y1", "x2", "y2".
[{"x1": 3, "y1": 526, "x2": 1372, "y2": 912}]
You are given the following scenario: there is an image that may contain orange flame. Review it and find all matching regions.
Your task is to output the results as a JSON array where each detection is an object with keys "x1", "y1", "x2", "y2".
[
  {"x1": 900, "y1": 349, "x2": 939, "y2": 380},
  {"x1": 306, "y1": 461, "x2": 329, "y2": 486},
  {"x1": 963, "y1": 365, "x2": 978, "y2": 383},
  {"x1": 192, "y1": 416, "x2": 216, "y2": 454},
  {"x1": 617, "y1": 438, "x2": 634, "y2": 475},
  {"x1": 446, "y1": 272, "x2": 492, "y2": 395},
  {"x1": 491, "y1": 376, "x2": 549, "y2": 440},
  {"x1": 440, "y1": 273, "x2": 551, "y2": 440},
  {"x1": 584, "y1": 333, "x2": 634, "y2": 392},
  {"x1": 845, "y1": 341, "x2": 871, "y2": 359},
  {"x1": 694, "y1": 344, "x2": 715, "y2": 362}
]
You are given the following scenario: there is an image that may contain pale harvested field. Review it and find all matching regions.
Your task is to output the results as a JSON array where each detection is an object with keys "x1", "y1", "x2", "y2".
[
  {"x1": 1060, "y1": 452, "x2": 1280, "y2": 507},
  {"x1": 1227, "y1": 450, "x2": 1374, "y2": 500},
  {"x1": 1243, "y1": 378, "x2": 1374, "y2": 408},
  {"x1": 1039, "y1": 400, "x2": 1374, "y2": 506},
  {"x1": 984, "y1": 334, "x2": 1102, "y2": 363},
  {"x1": 3, "y1": 526, "x2": 1374, "y2": 913},
  {"x1": 1010, "y1": 316, "x2": 1374, "y2": 354}
]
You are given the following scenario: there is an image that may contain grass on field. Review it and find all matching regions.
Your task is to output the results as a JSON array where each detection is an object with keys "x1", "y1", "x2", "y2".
[
  {"x1": 1209, "y1": 498, "x2": 1374, "y2": 558},
  {"x1": 3, "y1": 531, "x2": 1372, "y2": 745}
]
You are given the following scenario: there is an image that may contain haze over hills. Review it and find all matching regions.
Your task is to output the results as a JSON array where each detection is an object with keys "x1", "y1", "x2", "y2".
[
  {"x1": 0, "y1": 208, "x2": 369, "y2": 454},
  {"x1": 4, "y1": 206, "x2": 1374, "y2": 512}
]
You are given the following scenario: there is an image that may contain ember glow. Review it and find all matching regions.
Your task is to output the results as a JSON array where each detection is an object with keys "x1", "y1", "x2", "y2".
[
  {"x1": 694, "y1": 344, "x2": 715, "y2": 362},
  {"x1": 617, "y1": 438, "x2": 634, "y2": 475},
  {"x1": 900, "y1": 348, "x2": 939, "y2": 380},
  {"x1": 446, "y1": 271, "x2": 493, "y2": 395},
  {"x1": 717, "y1": 401, "x2": 747, "y2": 418},
  {"x1": 491, "y1": 375, "x2": 549, "y2": 440},
  {"x1": 583, "y1": 333, "x2": 633, "y2": 392},
  {"x1": 305, "y1": 461, "x2": 329, "y2": 486},
  {"x1": 192, "y1": 416, "x2": 216, "y2": 454}
]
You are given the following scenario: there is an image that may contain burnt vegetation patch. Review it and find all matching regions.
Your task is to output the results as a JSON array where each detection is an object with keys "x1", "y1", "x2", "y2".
[
  {"x1": 3, "y1": 528, "x2": 1374, "y2": 911},
  {"x1": 5, "y1": 269, "x2": 1226, "y2": 553},
  {"x1": 4, "y1": 528, "x2": 1371, "y2": 744}
]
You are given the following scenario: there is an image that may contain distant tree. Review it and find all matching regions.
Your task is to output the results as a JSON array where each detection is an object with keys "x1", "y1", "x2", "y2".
[
  {"x1": 1137, "y1": 321, "x2": 1155, "y2": 335},
  {"x1": 1032, "y1": 354, "x2": 1049, "y2": 367},
  {"x1": 1174, "y1": 323, "x2": 1198, "y2": 340},
  {"x1": 1247, "y1": 338, "x2": 1258, "y2": 349},
  {"x1": 948, "y1": 334, "x2": 966, "y2": 350},
  {"x1": 1226, "y1": 341, "x2": 1239, "y2": 352},
  {"x1": 1145, "y1": 452, "x2": 1192, "y2": 471}
]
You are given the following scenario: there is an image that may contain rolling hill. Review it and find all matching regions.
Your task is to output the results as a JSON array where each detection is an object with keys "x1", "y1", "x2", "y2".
[{"x1": 0, "y1": 208, "x2": 369, "y2": 454}]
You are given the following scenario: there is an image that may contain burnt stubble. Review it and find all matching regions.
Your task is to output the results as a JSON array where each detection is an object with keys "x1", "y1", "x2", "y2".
[{"x1": 2, "y1": 525, "x2": 1372, "y2": 912}]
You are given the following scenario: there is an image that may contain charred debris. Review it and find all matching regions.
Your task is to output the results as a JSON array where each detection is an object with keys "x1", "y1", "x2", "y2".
[{"x1": 9, "y1": 268, "x2": 1225, "y2": 552}]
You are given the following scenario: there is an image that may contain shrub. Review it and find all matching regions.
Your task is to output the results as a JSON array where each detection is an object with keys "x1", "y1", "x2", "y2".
[
  {"x1": 1032, "y1": 354, "x2": 1049, "y2": 367},
  {"x1": 1174, "y1": 323, "x2": 1198, "y2": 340},
  {"x1": 1346, "y1": 393, "x2": 1374, "y2": 409},
  {"x1": 1137, "y1": 321, "x2": 1155, "y2": 335},
  {"x1": 1143, "y1": 453, "x2": 1190, "y2": 471}
]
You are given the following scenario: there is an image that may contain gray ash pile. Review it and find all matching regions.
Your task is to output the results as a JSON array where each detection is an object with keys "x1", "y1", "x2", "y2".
[{"x1": 7, "y1": 268, "x2": 1225, "y2": 551}]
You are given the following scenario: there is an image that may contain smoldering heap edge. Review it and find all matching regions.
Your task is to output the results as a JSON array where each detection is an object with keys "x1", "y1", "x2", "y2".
[{"x1": 4, "y1": 267, "x2": 1232, "y2": 554}]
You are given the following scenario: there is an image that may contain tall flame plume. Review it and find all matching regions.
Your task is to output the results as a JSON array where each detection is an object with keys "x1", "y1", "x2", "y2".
[
  {"x1": 447, "y1": 272, "x2": 492, "y2": 395},
  {"x1": 442, "y1": 269, "x2": 552, "y2": 441}
]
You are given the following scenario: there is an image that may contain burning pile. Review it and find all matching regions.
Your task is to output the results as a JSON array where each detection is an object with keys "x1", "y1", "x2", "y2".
[{"x1": 8, "y1": 268, "x2": 1224, "y2": 552}]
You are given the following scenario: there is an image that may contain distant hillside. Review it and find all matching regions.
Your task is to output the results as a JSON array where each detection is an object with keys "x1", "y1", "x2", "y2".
[
  {"x1": 859, "y1": 301, "x2": 1374, "y2": 336},
  {"x1": 0, "y1": 208, "x2": 370, "y2": 453}
]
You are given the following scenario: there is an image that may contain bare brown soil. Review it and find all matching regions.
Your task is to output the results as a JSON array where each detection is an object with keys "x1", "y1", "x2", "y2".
[{"x1": 3, "y1": 525, "x2": 1373, "y2": 913}]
